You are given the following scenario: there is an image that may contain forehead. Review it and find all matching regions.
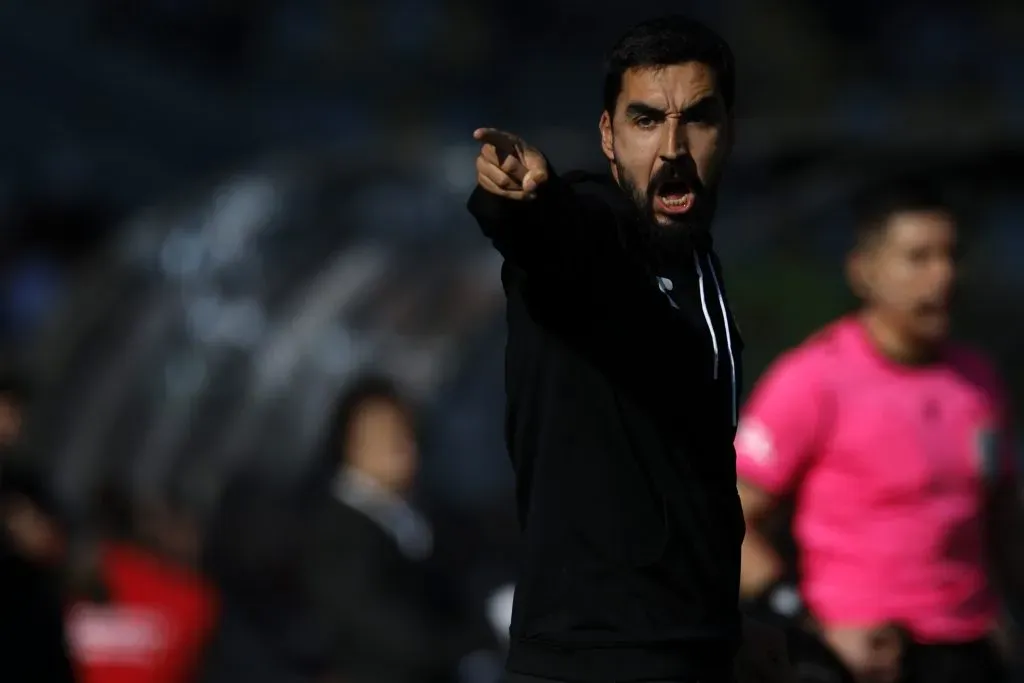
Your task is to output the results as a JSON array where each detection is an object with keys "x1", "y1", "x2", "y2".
[
  {"x1": 880, "y1": 210, "x2": 956, "y2": 250},
  {"x1": 618, "y1": 62, "x2": 720, "y2": 111}
]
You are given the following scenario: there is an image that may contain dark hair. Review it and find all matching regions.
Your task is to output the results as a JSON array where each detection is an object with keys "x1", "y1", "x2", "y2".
[
  {"x1": 603, "y1": 15, "x2": 736, "y2": 116},
  {"x1": 325, "y1": 372, "x2": 413, "y2": 465},
  {"x1": 854, "y1": 182, "x2": 955, "y2": 249}
]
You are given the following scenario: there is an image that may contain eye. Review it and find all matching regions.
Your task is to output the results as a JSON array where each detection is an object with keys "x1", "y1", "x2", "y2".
[
  {"x1": 634, "y1": 116, "x2": 657, "y2": 129},
  {"x1": 687, "y1": 116, "x2": 716, "y2": 130},
  {"x1": 684, "y1": 103, "x2": 723, "y2": 128}
]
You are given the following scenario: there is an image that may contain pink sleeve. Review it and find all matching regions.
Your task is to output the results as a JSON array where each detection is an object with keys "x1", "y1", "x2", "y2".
[{"x1": 735, "y1": 349, "x2": 826, "y2": 496}]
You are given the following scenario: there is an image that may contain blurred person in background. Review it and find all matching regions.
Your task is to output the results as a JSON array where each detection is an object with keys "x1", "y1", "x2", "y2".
[
  {"x1": 305, "y1": 373, "x2": 500, "y2": 683},
  {"x1": 65, "y1": 486, "x2": 219, "y2": 683},
  {"x1": 736, "y1": 185, "x2": 1023, "y2": 683},
  {"x1": 467, "y1": 13, "x2": 788, "y2": 683},
  {"x1": 0, "y1": 462, "x2": 76, "y2": 683},
  {"x1": 0, "y1": 370, "x2": 75, "y2": 681}
]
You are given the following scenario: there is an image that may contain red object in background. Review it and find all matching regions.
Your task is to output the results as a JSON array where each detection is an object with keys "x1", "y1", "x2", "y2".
[{"x1": 66, "y1": 543, "x2": 218, "y2": 683}]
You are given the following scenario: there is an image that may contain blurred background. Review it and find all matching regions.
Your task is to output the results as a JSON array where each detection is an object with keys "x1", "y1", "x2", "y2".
[{"x1": 0, "y1": 0, "x2": 1021, "y2": 682}]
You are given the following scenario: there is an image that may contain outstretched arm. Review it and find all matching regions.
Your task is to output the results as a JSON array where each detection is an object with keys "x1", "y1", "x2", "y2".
[{"x1": 466, "y1": 128, "x2": 619, "y2": 279}]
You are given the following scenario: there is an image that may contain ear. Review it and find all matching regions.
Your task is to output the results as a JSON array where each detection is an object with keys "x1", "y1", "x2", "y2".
[
  {"x1": 845, "y1": 250, "x2": 869, "y2": 300},
  {"x1": 599, "y1": 110, "x2": 614, "y2": 162}
]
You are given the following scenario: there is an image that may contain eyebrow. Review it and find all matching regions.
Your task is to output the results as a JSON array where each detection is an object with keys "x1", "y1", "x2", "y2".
[
  {"x1": 624, "y1": 102, "x2": 665, "y2": 119},
  {"x1": 623, "y1": 95, "x2": 720, "y2": 120}
]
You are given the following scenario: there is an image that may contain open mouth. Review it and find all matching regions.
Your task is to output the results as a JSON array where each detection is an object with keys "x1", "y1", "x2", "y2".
[{"x1": 654, "y1": 180, "x2": 696, "y2": 215}]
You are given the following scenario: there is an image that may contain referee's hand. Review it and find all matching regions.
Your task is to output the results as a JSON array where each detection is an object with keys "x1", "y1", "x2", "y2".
[{"x1": 473, "y1": 128, "x2": 550, "y2": 200}]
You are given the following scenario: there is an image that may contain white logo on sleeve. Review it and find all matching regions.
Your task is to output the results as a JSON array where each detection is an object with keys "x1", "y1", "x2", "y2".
[{"x1": 735, "y1": 418, "x2": 774, "y2": 464}]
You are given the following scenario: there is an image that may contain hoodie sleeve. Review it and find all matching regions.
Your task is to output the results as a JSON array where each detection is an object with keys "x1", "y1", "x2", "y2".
[{"x1": 466, "y1": 173, "x2": 623, "y2": 280}]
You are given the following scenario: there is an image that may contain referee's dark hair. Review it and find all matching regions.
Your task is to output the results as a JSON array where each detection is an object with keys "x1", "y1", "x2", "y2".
[
  {"x1": 853, "y1": 181, "x2": 956, "y2": 251},
  {"x1": 603, "y1": 15, "x2": 736, "y2": 116}
]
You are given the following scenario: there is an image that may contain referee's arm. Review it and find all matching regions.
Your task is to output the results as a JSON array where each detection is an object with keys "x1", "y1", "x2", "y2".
[{"x1": 735, "y1": 351, "x2": 826, "y2": 614}]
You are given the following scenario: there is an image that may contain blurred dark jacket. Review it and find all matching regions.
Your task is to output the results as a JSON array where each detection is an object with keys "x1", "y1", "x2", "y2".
[
  {"x1": 0, "y1": 467, "x2": 76, "y2": 683},
  {"x1": 305, "y1": 469, "x2": 499, "y2": 683},
  {"x1": 0, "y1": 537, "x2": 76, "y2": 683},
  {"x1": 197, "y1": 474, "x2": 329, "y2": 683},
  {"x1": 196, "y1": 607, "x2": 325, "y2": 683}
]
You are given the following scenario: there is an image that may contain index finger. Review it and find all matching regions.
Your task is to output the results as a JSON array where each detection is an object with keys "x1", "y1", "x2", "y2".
[{"x1": 473, "y1": 128, "x2": 522, "y2": 156}]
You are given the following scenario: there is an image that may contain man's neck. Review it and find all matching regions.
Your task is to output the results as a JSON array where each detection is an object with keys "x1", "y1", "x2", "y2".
[{"x1": 859, "y1": 310, "x2": 938, "y2": 365}]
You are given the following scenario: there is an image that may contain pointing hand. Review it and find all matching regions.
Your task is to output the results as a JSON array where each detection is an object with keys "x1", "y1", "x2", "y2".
[{"x1": 473, "y1": 128, "x2": 550, "y2": 200}]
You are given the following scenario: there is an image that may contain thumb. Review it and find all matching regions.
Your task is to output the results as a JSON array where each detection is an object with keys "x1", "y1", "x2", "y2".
[
  {"x1": 522, "y1": 168, "x2": 549, "y2": 193},
  {"x1": 520, "y1": 148, "x2": 550, "y2": 192}
]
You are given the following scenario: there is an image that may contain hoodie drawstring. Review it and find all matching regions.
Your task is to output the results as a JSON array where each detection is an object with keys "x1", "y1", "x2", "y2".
[
  {"x1": 693, "y1": 252, "x2": 719, "y2": 379},
  {"x1": 694, "y1": 252, "x2": 738, "y2": 426}
]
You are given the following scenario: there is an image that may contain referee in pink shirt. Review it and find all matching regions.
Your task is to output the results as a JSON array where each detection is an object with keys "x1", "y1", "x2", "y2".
[{"x1": 735, "y1": 185, "x2": 1022, "y2": 683}]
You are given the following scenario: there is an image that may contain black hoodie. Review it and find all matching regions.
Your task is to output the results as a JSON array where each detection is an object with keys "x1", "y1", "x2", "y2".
[{"x1": 467, "y1": 171, "x2": 745, "y2": 682}]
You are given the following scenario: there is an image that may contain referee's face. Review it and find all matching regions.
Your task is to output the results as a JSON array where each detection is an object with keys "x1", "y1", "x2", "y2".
[
  {"x1": 858, "y1": 210, "x2": 958, "y2": 344},
  {"x1": 600, "y1": 61, "x2": 732, "y2": 233}
]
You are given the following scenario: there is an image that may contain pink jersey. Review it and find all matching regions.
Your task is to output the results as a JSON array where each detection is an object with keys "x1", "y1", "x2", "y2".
[{"x1": 735, "y1": 316, "x2": 1014, "y2": 643}]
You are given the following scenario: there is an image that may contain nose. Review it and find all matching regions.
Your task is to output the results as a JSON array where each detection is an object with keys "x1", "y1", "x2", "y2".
[{"x1": 659, "y1": 117, "x2": 689, "y2": 160}]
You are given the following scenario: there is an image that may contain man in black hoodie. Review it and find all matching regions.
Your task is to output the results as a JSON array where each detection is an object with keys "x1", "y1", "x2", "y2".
[{"x1": 467, "y1": 15, "x2": 790, "y2": 683}]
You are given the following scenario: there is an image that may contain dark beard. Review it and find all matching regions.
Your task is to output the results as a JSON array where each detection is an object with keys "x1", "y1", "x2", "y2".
[{"x1": 614, "y1": 160, "x2": 716, "y2": 269}]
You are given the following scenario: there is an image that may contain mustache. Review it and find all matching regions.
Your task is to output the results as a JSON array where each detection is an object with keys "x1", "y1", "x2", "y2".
[{"x1": 649, "y1": 163, "x2": 705, "y2": 196}]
